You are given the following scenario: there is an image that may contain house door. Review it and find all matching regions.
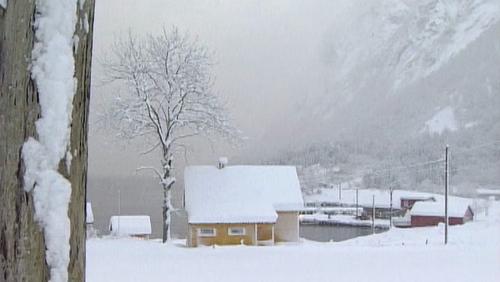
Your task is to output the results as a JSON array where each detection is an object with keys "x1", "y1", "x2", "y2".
[{"x1": 256, "y1": 224, "x2": 274, "y2": 245}]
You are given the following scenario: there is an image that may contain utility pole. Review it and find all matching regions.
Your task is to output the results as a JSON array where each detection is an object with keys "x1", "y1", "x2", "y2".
[
  {"x1": 118, "y1": 188, "x2": 122, "y2": 233},
  {"x1": 356, "y1": 188, "x2": 359, "y2": 218},
  {"x1": 118, "y1": 188, "x2": 122, "y2": 216},
  {"x1": 372, "y1": 195, "x2": 375, "y2": 234},
  {"x1": 444, "y1": 145, "x2": 449, "y2": 245},
  {"x1": 339, "y1": 183, "x2": 342, "y2": 201},
  {"x1": 389, "y1": 187, "x2": 393, "y2": 229}
]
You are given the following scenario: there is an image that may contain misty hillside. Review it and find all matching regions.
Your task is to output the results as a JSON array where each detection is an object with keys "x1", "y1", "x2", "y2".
[{"x1": 272, "y1": 0, "x2": 500, "y2": 194}]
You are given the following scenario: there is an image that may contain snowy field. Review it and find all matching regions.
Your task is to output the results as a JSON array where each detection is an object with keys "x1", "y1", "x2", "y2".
[{"x1": 87, "y1": 202, "x2": 500, "y2": 282}]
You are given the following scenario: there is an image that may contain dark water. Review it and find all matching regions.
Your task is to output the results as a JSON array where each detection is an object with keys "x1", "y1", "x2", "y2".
[{"x1": 300, "y1": 224, "x2": 387, "y2": 242}]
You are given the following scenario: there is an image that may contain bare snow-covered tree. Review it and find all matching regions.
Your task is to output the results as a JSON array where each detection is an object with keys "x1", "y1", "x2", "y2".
[{"x1": 103, "y1": 27, "x2": 238, "y2": 242}]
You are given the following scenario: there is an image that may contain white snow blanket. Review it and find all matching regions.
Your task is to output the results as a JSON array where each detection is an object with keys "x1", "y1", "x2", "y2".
[
  {"x1": 87, "y1": 202, "x2": 500, "y2": 282},
  {"x1": 184, "y1": 166, "x2": 304, "y2": 224},
  {"x1": 109, "y1": 216, "x2": 152, "y2": 237},
  {"x1": 411, "y1": 201, "x2": 471, "y2": 218}
]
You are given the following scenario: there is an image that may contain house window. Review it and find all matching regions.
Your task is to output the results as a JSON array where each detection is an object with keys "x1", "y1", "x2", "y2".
[
  {"x1": 228, "y1": 227, "x2": 246, "y2": 236},
  {"x1": 198, "y1": 228, "x2": 216, "y2": 237}
]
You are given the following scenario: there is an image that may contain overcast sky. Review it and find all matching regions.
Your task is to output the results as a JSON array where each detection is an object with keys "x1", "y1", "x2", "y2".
[{"x1": 88, "y1": 0, "x2": 352, "y2": 177}]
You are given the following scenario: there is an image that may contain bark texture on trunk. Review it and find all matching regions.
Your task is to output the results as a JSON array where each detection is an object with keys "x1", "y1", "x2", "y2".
[{"x1": 0, "y1": 1, "x2": 95, "y2": 281}]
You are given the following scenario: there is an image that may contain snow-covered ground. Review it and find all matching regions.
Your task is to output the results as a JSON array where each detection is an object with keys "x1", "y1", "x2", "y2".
[{"x1": 87, "y1": 202, "x2": 500, "y2": 282}]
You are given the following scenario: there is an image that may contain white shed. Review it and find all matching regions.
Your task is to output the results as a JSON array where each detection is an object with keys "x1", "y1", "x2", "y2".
[
  {"x1": 86, "y1": 202, "x2": 94, "y2": 224},
  {"x1": 109, "y1": 215, "x2": 152, "y2": 239},
  {"x1": 86, "y1": 202, "x2": 97, "y2": 237}
]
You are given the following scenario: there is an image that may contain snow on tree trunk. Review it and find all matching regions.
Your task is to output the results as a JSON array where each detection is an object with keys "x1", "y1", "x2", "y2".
[
  {"x1": 21, "y1": 1, "x2": 80, "y2": 280},
  {"x1": 0, "y1": 0, "x2": 95, "y2": 281},
  {"x1": 160, "y1": 151, "x2": 176, "y2": 242},
  {"x1": 162, "y1": 170, "x2": 175, "y2": 242}
]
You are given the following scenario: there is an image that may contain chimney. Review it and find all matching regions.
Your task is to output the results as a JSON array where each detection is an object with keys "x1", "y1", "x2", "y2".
[{"x1": 217, "y1": 157, "x2": 228, "y2": 169}]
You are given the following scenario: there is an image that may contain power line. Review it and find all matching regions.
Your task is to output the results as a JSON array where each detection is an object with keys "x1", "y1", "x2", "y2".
[
  {"x1": 449, "y1": 162, "x2": 500, "y2": 174},
  {"x1": 366, "y1": 140, "x2": 500, "y2": 176},
  {"x1": 367, "y1": 158, "x2": 444, "y2": 175},
  {"x1": 302, "y1": 141, "x2": 500, "y2": 189},
  {"x1": 452, "y1": 140, "x2": 500, "y2": 154}
]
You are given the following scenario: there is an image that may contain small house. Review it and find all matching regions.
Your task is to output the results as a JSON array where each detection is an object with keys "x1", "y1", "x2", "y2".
[
  {"x1": 86, "y1": 202, "x2": 94, "y2": 225},
  {"x1": 109, "y1": 215, "x2": 152, "y2": 239},
  {"x1": 400, "y1": 195, "x2": 435, "y2": 210},
  {"x1": 410, "y1": 201, "x2": 474, "y2": 227},
  {"x1": 184, "y1": 164, "x2": 304, "y2": 247},
  {"x1": 86, "y1": 202, "x2": 96, "y2": 237}
]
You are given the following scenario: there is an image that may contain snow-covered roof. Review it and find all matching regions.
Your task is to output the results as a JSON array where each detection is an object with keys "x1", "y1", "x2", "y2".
[
  {"x1": 476, "y1": 188, "x2": 500, "y2": 196},
  {"x1": 109, "y1": 216, "x2": 152, "y2": 236},
  {"x1": 184, "y1": 165, "x2": 304, "y2": 224},
  {"x1": 86, "y1": 202, "x2": 94, "y2": 224},
  {"x1": 410, "y1": 201, "x2": 472, "y2": 218},
  {"x1": 400, "y1": 195, "x2": 435, "y2": 201}
]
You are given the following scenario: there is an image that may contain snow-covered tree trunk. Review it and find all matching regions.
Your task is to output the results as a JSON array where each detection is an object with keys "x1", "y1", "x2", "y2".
[
  {"x1": 160, "y1": 152, "x2": 175, "y2": 242},
  {"x1": 0, "y1": 0, "x2": 95, "y2": 281}
]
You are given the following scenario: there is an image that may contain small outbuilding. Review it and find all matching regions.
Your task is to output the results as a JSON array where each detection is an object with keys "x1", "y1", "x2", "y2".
[
  {"x1": 410, "y1": 201, "x2": 474, "y2": 227},
  {"x1": 109, "y1": 215, "x2": 152, "y2": 239},
  {"x1": 86, "y1": 202, "x2": 96, "y2": 237},
  {"x1": 86, "y1": 202, "x2": 94, "y2": 225},
  {"x1": 184, "y1": 164, "x2": 304, "y2": 247}
]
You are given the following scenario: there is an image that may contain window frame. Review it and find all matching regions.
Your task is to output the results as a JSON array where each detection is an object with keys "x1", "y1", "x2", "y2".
[
  {"x1": 197, "y1": 228, "x2": 216, "y2": 237},
  {"x1": 228, "y1": 227, "x2": 246, "y2": 236}
]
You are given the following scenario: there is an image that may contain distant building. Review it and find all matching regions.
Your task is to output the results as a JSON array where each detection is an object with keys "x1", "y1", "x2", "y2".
[
  {"x1": 400, "y1": 195, "x2": 435, "y2": 210},
  {"x1": 109, "y1": 215, "x2": 152, "y2": 239},
  {"x1": 184, "y1": 164, "x2": 304, "y2": 247},
  {"x1": 410, "y1": 201, "x2": 474, "y2": 227},
  {"x1": 361, "y1": 205, "x2": 404, "y2": 220},
  {"x1": 476, "y1": 188, "x2": 500, "y2": 201}
]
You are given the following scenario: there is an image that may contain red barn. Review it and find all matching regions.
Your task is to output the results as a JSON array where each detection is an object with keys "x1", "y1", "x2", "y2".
[{"x1": 410, "y1": 201, "x2": 474, "y2": 227}]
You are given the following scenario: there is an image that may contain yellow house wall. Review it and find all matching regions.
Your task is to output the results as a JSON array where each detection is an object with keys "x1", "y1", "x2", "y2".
[{"x1": 188, "y1": 223, "x2": 273, "y2": 247}]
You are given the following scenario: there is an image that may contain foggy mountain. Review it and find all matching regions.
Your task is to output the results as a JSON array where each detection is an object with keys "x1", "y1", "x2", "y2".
[{"x1": 270, "y1": 0, "x2": 500, "y2": 194}]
